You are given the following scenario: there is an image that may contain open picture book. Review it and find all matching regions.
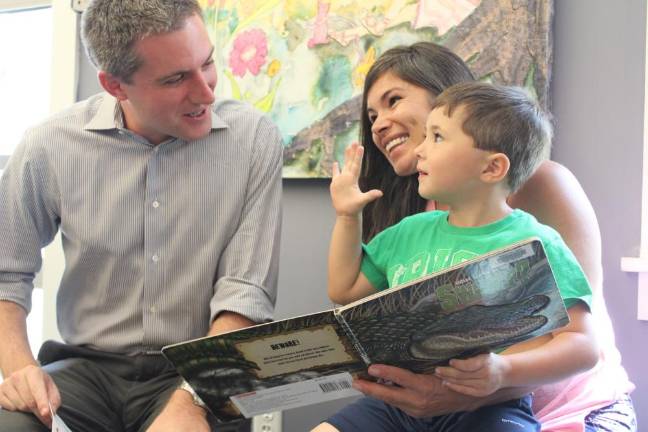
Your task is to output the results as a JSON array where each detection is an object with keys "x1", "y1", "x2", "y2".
[{"x1": 162, "y1": 238, "x2": 569, "y2": 422}]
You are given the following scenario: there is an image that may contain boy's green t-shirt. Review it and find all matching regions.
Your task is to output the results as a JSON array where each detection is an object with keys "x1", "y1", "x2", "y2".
[{"x1": 361, "y1": 209, "x2": 592, "y2": 309}]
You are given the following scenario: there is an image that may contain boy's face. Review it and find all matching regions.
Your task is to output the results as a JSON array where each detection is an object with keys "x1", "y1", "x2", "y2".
[
  {"x1": 414, "y1": 106, "x2": 492, "y2": 202},
  {"x1": 108, "y1": 14, "x2": 217, "y2": 144}
]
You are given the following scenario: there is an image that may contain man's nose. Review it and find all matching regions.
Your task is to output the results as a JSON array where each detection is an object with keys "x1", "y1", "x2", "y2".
[{"x1": 192, "y1": 71, "x2": 216, "y2": 105}]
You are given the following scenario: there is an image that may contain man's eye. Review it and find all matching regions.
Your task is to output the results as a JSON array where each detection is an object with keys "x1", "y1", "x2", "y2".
[
  {"x1": 434, "y1": 133, "x2": 442, "y2": 142},
  {"x1": 164, "y1": 75, "x2": 184, "y2": 85}
]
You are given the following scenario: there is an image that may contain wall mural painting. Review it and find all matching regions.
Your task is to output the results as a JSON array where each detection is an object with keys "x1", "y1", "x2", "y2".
[{"x1": 200, "y1": 0, "x2": 553, "y2": 178}]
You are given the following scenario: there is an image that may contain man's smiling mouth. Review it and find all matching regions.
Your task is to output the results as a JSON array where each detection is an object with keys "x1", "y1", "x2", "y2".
[{"x1": 185, "y1": 108, "x2": 206, "y2": 118}]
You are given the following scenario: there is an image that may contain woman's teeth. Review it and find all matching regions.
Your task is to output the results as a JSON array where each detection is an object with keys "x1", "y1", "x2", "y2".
[{"x1": 386, "y1": 136, "x2": 408, "y2": 153}]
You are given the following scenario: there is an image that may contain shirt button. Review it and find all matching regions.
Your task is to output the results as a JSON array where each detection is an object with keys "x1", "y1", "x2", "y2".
[
  {"x1": 152, "y1": 254, "x2": 159, "y2": 262},
  {"x1": 149, "y1": 306, "x2": 157, "y2": 313},
  {"x1": 152, "y1": 200, "x2": 160, "y2": 208}
]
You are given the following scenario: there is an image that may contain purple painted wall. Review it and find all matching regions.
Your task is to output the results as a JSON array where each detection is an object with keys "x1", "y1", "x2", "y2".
[{"x1": 551, "y1": 0, "x2": 646, "y2": 427}]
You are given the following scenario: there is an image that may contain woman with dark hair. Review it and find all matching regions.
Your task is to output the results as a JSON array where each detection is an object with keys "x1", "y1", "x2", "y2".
[
  {"x1": 313, "y1": 42, "x2": 636, "y2": 432},
  {"x1": 359, "y1": 42, "x2": 475, "y2": 242}
]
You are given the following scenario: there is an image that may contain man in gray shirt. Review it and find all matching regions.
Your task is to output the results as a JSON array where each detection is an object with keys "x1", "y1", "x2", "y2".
[{"x1": 0, "y1": 1, "x2": 282, "y2": 431}]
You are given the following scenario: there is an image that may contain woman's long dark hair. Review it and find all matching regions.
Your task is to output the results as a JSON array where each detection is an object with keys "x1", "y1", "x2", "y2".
[{"x1": 359, "y1": 42, "x2": 475, "y2": 242}]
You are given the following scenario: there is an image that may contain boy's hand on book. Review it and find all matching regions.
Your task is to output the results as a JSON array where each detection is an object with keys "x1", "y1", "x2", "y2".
[
  {"x1": 434, "y1": 353, "x2": 511, "y2": 398},
  {"x1": 330, "y1": 143, "x2": 382, "y2": 217}
]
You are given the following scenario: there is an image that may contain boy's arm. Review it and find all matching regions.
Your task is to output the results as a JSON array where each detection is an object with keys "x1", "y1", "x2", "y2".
[
  {"x1": 328, "y1": 215, "x2": 376, "y2": 304},
  {"x1": 328, "y1": 144, "x2": 382, "y2": 305},
  {"x1": 435, "y1": 302, "x2": 598, "y2": 396}
]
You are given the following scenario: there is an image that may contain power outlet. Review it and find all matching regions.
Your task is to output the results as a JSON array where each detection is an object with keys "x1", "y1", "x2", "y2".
[{"x1": 251, "y1": 411, "x2": 282, "y2": 432}]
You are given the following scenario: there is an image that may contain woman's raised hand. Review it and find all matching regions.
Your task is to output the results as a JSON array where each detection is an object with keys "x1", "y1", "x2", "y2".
[{"x1": 330, "y1": 143, "x2": 383, "y2": 217}]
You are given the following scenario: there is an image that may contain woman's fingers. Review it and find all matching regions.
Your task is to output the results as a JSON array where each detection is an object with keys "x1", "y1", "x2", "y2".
[
  {"x1": 341, "y1": 143, "x2": 363, "y2": 178},
  {"x1": 332, "y1": 161, "x2": 340, "y2": 178}
]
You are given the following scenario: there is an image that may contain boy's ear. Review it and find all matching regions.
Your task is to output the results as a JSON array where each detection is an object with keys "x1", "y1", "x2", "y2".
[
  {"x1": 481, "y1": 152, "x2": 510, "y2": 184},
  {"x1": 98, "y1": 71, "x2": 128, "y2": 101}
]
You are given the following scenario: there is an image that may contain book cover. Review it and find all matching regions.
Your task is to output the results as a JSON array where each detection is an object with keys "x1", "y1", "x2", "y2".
[{"x1": 161, "y1": 238, "x2": 568, "y2": 422}]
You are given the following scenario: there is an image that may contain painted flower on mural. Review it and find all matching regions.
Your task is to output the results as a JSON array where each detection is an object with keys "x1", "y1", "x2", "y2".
[{"x1": 229, "y1": 29, "x2": 268, "y2": 77}]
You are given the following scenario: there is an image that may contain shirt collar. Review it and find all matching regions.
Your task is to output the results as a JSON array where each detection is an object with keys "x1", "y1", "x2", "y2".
[
  {"x1": 84, "y1": 93, "x2": 229, "y2": 132},
  {"x1": 84, "y1": 93, "x2": 123, "y2": 131}
]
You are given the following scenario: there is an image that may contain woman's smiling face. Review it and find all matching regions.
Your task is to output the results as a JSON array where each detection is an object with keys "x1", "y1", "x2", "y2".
[{"x1": 365, "y1": 71, "x2": 434, "y2": 176}]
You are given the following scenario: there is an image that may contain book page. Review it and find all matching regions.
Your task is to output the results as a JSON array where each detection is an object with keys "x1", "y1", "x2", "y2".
[
  {"x1": 162, "y1": 309, "x2": 368, "y2": 423},
  {"x1": 235, "y1": 325, "x2": 356, "y2": 378},
  {"x1": 50, "y1": 403, "x2": 73, "y2": 432}
]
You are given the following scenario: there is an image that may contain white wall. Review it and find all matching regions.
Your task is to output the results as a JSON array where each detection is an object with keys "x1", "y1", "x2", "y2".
[{"x1": 41, "y1": 0, "x2": 81, "y2": 343}]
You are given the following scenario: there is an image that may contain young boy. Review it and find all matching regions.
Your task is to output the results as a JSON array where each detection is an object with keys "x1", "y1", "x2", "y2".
[{"x1": 319, "y1": 83, "x2": 598, "y2": 432}]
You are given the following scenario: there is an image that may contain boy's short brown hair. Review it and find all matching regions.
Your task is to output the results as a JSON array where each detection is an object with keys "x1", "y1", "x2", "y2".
[{"x1": 431, "y1": 82, "x2": 552, "y2": 192}]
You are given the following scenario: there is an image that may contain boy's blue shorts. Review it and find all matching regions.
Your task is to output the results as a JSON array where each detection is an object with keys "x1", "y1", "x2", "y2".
[{"x1": 325, "y1": 394, "x2": 539, "y2": 432}]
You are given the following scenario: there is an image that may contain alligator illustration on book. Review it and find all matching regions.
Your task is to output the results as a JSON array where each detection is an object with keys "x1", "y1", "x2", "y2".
[
  {"x1": 341, "y1": 248, "x2": 566, "y2": 373},
  {"x1": 337, "y1": 295, "x2": 549, "y2": 370},
  {"x1": 409, "y1": 294, "x2": 549, "y2": 361}
]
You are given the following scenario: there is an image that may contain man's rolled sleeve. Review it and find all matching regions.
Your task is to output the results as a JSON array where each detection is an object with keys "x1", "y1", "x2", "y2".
[
  {"x1": 209, "y1": 115, "x2": 283, "y2": 324},
  {"x1": 210, "y1": 279, "x2": 276, "y2": 325},
  {"x1": 0, "y1": 131, "x2": 60, "y2": 313}
]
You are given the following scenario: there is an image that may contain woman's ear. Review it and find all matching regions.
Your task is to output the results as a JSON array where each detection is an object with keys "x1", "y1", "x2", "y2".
[
  {"x1": 98, "y1": 71, "x2": 128, "y2": 101},
  {"x1": 481, "y1": 152, "x2": 510, "y2": 184}
]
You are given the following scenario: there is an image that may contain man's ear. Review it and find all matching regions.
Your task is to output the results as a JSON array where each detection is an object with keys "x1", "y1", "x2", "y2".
[
  {"x1": 98, "y1": 71, "x2": 128, "y2": 101},
  {"x1": 481, "y1": 152, "x2": 510, "y2": 184}
]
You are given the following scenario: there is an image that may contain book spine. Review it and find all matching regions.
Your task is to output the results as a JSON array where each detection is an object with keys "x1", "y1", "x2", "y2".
[{"x1": 335, "y1": 311, "x2": 372, "y2": 366}]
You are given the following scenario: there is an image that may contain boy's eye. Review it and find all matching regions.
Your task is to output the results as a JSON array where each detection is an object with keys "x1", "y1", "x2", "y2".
[{"x1": 434, "y1": 133, "x2": 443, "y2": 142}]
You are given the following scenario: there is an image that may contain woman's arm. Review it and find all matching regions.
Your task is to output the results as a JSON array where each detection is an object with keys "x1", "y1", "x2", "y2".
[
  {"x1": 509, "y1": 160, "x2": 603, "y2": 294},
  {"x1": 353, "y1": 364, "x2": 536, "y2": 417}
]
